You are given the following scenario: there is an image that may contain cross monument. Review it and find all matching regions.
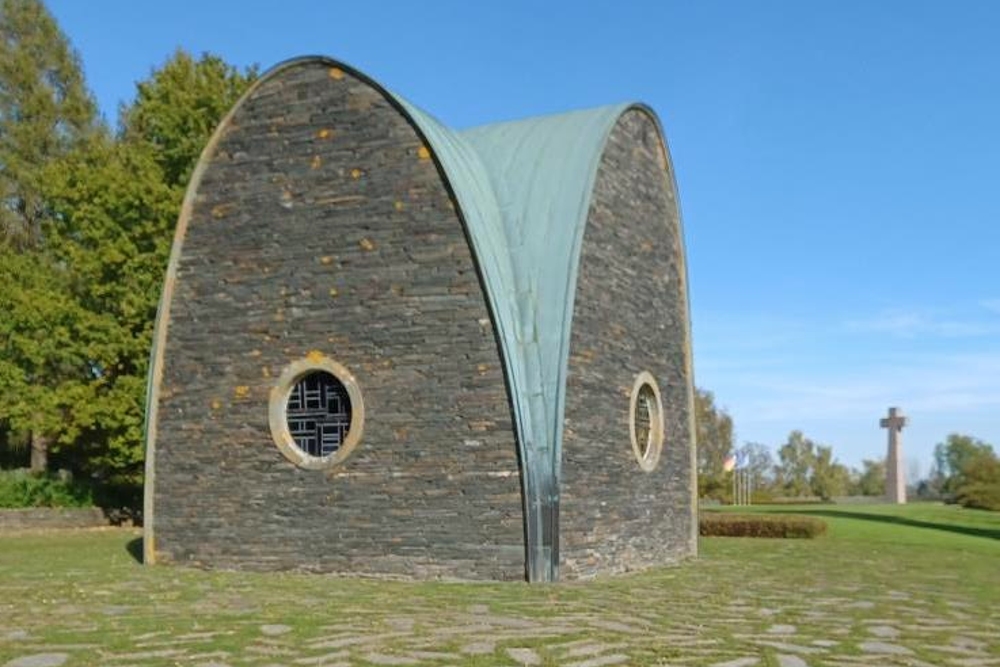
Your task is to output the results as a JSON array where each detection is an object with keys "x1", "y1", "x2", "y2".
[{"x1": 879, "y1": 406, "x2": 908, "y2": 504}]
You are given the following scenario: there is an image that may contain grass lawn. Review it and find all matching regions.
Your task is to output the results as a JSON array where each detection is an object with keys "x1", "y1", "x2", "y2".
[{"x1": 1, "y1": 503, "x2": 998, "y2": 666}]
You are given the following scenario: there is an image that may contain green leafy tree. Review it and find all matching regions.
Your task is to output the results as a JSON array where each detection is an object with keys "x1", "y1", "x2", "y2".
[
  {"x1": 0, "y1": 245, "x2": 103, "y2": 471},
  {"x1": 1, "y1": 45, "x2": 254, "y2": 491},
  {"x1": 809, "y1": 444, "x2": 850, "y2": 501},
  {"x1": 121, "y1": 49, "x2": 258, "y2": 189},
  {"x1": 34, "y1": 51, "x2": 256, "y2": 486},
  {"x1": 0, "y1": 0, "x2": 97, "y2": 470},
  {"x1": 39, "y1": 133, "x2": 175, "y2": 482},
  {"x1": 0, "y1": 0, "x2": 96, "y2": 248},
  {"x1": 695, "y1": 388, "x2": 734, "y2": 501},
  {"x1": 932, "y1": 433, "x2": 995, "y2": 498},
  {"x1": 853, "y1": 458, "x2": 887, "y2": 497},
  {"x1": 776, "y1": 430, "x2": 816, "y2": 497},
  {"x1": 954, "y1": 448, "x2": 1000, "y2": 511},
  {"x1": 0, "y1": 425, "x2": 29, "y2": 467}
]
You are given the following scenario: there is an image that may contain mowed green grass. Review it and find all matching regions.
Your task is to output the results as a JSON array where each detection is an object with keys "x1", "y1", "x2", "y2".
[
  {"x1": 704, "y1": 502, "x2": 1000, "y2": 607},
  {"x1": 1, "y1": 503, "x2": 998, "y2": 666}
]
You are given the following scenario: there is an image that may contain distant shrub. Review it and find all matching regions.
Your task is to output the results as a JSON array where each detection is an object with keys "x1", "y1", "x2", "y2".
[
  {"x1": 954, "y1": 451, "x2": 1000, "y2": 512},
  {"x1": 700, "y1": 512, "x2": 827, "y2": 538},
  {"x1": 956, "y1": 483, "x2": 1000, "y2": 512},
  {"x1": 0, "y1": 470, "x2": 94, "y2": 508}
]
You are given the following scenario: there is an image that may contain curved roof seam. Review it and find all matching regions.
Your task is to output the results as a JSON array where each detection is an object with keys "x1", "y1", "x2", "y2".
[{"x1": 459, "y1": 104, "x2": 637, "y2": 488}]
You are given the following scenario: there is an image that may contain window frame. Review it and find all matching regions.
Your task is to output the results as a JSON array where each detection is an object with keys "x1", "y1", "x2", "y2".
[{"x1": 268, "y1": 353, "x2": 365, "y2": 470}]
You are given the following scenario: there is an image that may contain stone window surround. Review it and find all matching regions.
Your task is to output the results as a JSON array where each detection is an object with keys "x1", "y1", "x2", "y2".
[
  {"x1": 268, "y1": 353, "x2": 365, "y2": 470},
  {"x1": 629, "y1": 371, "x2": 664, "y2": 472}
]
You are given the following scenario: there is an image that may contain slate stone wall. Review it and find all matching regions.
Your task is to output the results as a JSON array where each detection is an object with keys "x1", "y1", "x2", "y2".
[
  {"x1": 560, "y1": 109, "x2": 696, "y2": 578},
  {"x1": 151, "y1": 61, "x2": 525, "y2": 580}
]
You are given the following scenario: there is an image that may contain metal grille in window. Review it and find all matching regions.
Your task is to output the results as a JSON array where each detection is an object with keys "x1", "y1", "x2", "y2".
[
  {"x1": 634, "y1": 383, "x2": 654, "y2": 458},
  {"x1": 286, "y1": 371, "x2": 352, "y2": 457}
]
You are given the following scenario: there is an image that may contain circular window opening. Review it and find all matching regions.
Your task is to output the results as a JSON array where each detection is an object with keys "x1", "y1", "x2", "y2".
[
  {"x1": 634, "y1": 383, "x2": 654, "y2": 458},
  {"x1": 629, "y1": 371, "x2": 664, "y2": 471},
  {"x1": 286, "y1": 371, "x2": 352, "y2": 457},
  {"x1": 269, "y1": 354, "x2": 364, "y2": 470}
]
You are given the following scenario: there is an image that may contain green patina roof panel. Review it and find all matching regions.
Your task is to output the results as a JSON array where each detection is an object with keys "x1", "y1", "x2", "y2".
[
  {"x1": 460, "y1": 105, "x2": 636, "y2": 481},
  {"x1": 396, "y1": 96, "x2": 640, "y2": 581}
]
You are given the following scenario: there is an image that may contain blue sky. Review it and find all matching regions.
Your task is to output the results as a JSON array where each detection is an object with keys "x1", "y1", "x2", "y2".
[{"x1": 45, "y1": 1, "x2": 1000, "y2": 475}]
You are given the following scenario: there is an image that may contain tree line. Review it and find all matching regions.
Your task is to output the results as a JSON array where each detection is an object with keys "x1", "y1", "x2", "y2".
[
  {"x1": 0, "y1": 0, "x2": 256, "y2": 504},
  {"x1": 696, "y1": 389, "x2": 1000, "y2": 510}
]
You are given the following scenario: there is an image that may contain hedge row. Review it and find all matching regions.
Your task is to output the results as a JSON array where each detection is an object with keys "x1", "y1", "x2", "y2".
[{"x1": 700, "y1": 512, "x2": 827, "y2": 538}]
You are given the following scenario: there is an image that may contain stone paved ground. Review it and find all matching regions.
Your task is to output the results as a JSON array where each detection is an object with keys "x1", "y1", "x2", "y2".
[{"x1": 1, "y1": 522, "x2": 998, "y2": 666}]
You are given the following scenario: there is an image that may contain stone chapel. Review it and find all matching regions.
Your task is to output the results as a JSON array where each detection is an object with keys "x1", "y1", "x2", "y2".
[{"x1": 143, "y1": 56, "x2": 697, "y2": 582}]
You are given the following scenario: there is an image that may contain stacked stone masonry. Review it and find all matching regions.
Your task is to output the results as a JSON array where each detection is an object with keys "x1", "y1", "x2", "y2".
[
  {"x1": 561, "y1": 110, "x2": 695, "y2": 578},
  {"x1": 152, "y1": 64, "x2": 525, "y2": 579}
]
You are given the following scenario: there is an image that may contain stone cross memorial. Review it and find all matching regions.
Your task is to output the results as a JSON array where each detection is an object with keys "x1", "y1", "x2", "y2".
[{"x1": 879, "y1": 406, "x2": 908, "y2": 504}]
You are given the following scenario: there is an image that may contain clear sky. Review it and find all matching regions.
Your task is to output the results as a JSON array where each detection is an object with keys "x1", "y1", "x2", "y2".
[{"x1": 45, "y1": 0, "x2": 1000, "y2": 475}]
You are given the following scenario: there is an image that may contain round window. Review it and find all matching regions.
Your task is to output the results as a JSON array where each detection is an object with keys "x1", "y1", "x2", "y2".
[
  {"x1": 629, "y1": 371, "x2": 664, "y2": 471},
  {"x1": 269, "y1": 353, "x2": 364, "y2": 469}
]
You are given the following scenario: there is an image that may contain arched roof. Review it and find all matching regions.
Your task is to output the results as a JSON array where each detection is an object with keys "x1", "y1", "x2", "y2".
[
  {"x1": 146, "y1": 56, "x2": 674, "y2": 581},
  {"x1": 399, "y1": 90, "x2": 652, "y2": 583}
]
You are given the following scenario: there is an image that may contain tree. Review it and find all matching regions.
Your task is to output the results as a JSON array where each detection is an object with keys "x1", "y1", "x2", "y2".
[
  {"x1": 954, "y1": 448, "x2": 1000, "y2": 511},
  {"x1": 0, "y1": 244, "x2": 103, "y2": 471},
  {"x1": 0, "y1": 0, "x2": 96, "y2": 248},
  {"x1": 31, "y1": 51, "x2": 256, "y2": 486},
  {"x1": 0, "y1": 0, "x2": 98, "y2": 470},
  {"x1": 121, "y1": 50, "x2": 257, "y2": 189},
  {"x1": 0, "y1": 424, "x2": 29, "y2": 467},
  {"x1": 809, "y1": 444, "x2": 850, "y2": 501},
  {"x1": 736, "y1": 441, "x2": 776, "y2": 497},
  {"x1": 695, "y1": 388, "x2": 734, "y2": 500},
  {"x1": 932, "y1": 433, "x2": 995, "y2": 498},
  {"x1": 38, "y1": 133, "x2": 175, "y2": 482},
  {"x1": 0, "y1": 46, "x2": 254, "y2": 491},
  {"x1": 776, "y1": 430, "x2": 816, "y2": 497},
  {"x1": 853, "y1": 458, "x2": 886, "y2": 497}
]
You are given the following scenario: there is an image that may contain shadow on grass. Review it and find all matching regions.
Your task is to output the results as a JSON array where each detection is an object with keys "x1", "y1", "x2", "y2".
[
  {"x1": 126, "y1": 537, "x2": 143, "y2": 563},
  {"x1": 770, "y1": 508, "x2": 1000, "y2": 542}
]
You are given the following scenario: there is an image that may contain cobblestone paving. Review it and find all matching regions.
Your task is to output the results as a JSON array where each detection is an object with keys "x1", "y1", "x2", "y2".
[{"x1": 1, "y1": 529, "x2": 998, "y2": 666}]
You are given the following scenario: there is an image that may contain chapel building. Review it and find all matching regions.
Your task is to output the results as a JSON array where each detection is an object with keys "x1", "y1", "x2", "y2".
[{"x1": 143, "y1": 56, "x2": 697, "y2": 582}]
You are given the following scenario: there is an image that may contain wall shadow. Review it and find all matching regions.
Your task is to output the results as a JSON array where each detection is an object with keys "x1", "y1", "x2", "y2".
[
  {"x1": 769, "y1": 508, "x2": 1000, "y2": 542},
  {"x1": 125, "y1": 537, "x2": 143, "y2": 563}
]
